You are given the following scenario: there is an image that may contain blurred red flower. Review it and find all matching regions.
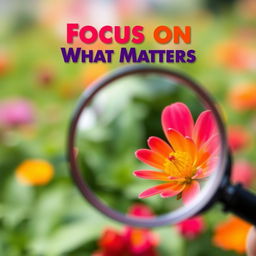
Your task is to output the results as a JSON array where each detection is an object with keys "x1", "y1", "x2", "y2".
[
  {"x1": 227, "y1": 126, "x2": 250, "y2": 152},
  {"x1": 231, "y1": 160, "x2": 255, "y2": 187},
  {"x1": 0, "y1": 99, "x2": 34, "y2": 127},
  {"x1": 37, "y1": 67, "x2": 55, "y2": 87},
  {"x1": 176, "y1": 216, "x2": 204, "y2": 240},
  {"x1": 93, "y1": 204, "x2": 159, "y2": 256}
]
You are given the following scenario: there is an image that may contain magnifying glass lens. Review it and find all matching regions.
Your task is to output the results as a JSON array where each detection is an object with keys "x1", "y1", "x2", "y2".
[{"x1": 72, "y1": 70, "x2": 224, "y2": 225}]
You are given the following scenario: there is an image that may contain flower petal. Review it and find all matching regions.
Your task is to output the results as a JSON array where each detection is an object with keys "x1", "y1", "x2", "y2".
[
  {"x1": 166, "y1": 128, "x2": 187, "y2": 152},
  {"x1": 160, "y1": 183, "x2": 185, "y2": 198},
  {"x1": 147, "y1": 136, "x2": 173, "y2": 158},
  {"x1": 193, "y1": 110, "x2": 217, "y2": 148},
  {"x1": 198, "y1": 156, "x2": 219, "y2": 178},
  {"x1": 184, "y1": 136, "x2": 197, "y2": 164},
  {"x1": 182, "y1": 181, "x2": 200, "y2": 204},
  {"x1": 201, "y1": 134, "x2": 220, "y2": 157},
  {"x1": 138, "y1": 183, "x2": 175, "y2": 199},
  {"x1": 135, "y1": 149, "x2": 165, "y2": 170},
  {"x1": 133, "y1": 170, "x2": 170, "y2": 181},
  {"x1": 196, "y1": 150, "x2": 210, "y2": 168},
  {"x1": 161, "y1": 102, "x2": 194, "y2": 138}
]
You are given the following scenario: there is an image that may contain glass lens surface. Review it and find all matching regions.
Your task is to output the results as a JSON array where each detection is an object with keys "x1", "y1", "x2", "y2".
[{"x1": 71, "y1": 70, "x2": 225, "y2": 225}]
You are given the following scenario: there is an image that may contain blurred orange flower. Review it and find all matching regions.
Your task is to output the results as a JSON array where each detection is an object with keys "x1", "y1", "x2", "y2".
[
  {"x1": 82, "y1": 63, "x2": 110, "y2": 88},
  {"x1": 229, "y1": 84, "x2": 256, "y2": 111},
  {"x1": 15, "y1": 159, "x2": 54, "y2": 186},
  {"x1": 213, "y1": 216, "x2": 252, "y2": 254},
  {"x1": 215, "y1": 42, "x2": 256, "y2": 70},
  {"x1": 227, "y1": 126, "x2": 250, "y2": 152},
  {"x1": 0, "y1": 52, "x2": 11, "y2": 76}
]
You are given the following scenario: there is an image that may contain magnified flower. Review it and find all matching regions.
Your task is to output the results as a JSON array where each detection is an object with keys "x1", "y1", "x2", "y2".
[
  {"x1": 213, "y1": 216, "x2": 252, "y2": 254},
  {"x1": 134, "y1": 102, "x2": 219, "y2": 204},
  {"x1": 176, "y1": 215, "x2": 205, "y2": 240},
  {"x1": 15, "y1": 159, "x2": 54, "y2": 186},
  {"x1": 93, "y1": 204, "x2": 159, "y2": 256},
  {"x1": 231, "y1": 160, "x2": 254, "y2": 188}
]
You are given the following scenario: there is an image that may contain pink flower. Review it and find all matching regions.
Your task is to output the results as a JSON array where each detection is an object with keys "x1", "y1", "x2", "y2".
[
  {"x1": 231, "y1": 160, "x2": 255, "y2": 187},
  {"x1": 134, "y1": 102, "x2": 220, "y2": 204},
  {"x1": 227, "y1": 126, "x2": 250, "y2": 152},
  {"x1": 128, "y1": 203, "x2": 154, "y2": 218},
  {"x1": 0, "y1": 99, "x2": 34, "y2": 127},
  {"x1": 176, "y1": 216, "x2": 204, "y2": 239}
]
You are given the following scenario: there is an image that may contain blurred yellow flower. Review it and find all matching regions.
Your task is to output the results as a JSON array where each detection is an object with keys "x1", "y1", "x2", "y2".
[
  {"x1": 15, "y1": 159, "x2": 54, "y2": 186},
  {"x1": 213, "y1": 216, "x2": 252, "y2": 254}
]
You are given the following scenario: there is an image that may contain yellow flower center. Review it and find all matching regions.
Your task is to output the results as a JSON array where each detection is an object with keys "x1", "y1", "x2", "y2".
[{"x1": 163, "y1": 151, "x2": 195, "y2": 179}]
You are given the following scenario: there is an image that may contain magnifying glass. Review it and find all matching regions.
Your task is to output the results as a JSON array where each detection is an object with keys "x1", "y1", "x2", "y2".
[{"x1": 67, "y1": 65, "x2": 256, "y2": 227}]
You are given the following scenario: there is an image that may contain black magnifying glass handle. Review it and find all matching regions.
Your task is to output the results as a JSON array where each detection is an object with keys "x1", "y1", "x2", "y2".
[{"x1": 220, "y1": 182, "x2": 256, "y2": 226}]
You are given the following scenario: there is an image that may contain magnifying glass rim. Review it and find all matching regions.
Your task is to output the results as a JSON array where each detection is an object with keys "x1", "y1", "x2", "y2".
[{"x1": 67, "y1": 64, "x2": 228, "y2": 227}]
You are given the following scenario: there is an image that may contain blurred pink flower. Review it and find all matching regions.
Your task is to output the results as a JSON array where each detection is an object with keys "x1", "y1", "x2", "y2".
[
  {"x1": 93, "y1": 204, "x2": 159, "y2": 256},
  {"x1": 227, "y1": 126, "x2": 250, "y2": 152},
  {"x1": 176, "y1": 216, "x2": 205, "y2": 240},
  {"x1": 0, "y1": 99, "x2": 34, "y2": 127},
  {"x1": 128, "y1": 203, "x2": 154, "y2": 218},
  {"x1": 117, "y1": 0, "x2": 149, "y2": 19},
  {"x1": 231, "y1": 160, "x2": 255, "y2": 187}
]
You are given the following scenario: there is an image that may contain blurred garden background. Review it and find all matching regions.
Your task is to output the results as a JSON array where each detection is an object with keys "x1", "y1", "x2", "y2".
[{"x1": 0, "y1": 0, "x2": 256, "y2": 255}]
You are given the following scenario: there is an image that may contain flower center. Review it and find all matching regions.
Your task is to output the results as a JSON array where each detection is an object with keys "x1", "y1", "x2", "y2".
[{"x1": 163, "y1": 151, "x2": 195, "y2": 178}]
